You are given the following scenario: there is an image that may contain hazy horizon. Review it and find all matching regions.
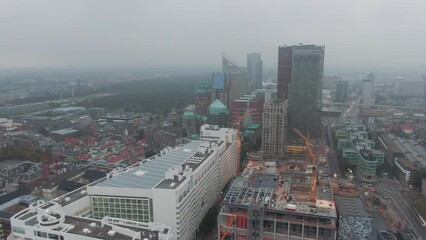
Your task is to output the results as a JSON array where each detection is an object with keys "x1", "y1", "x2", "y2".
[{"x1": 1, "y1": 0, "x2": 426, "y2": 75}]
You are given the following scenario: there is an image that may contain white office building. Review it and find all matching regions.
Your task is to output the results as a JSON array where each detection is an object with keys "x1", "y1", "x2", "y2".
[
  {"x1": 9, "y1": 200, "x2": 172, "y2": 240},
  {"x1": 87, "y1": 125, "x2": 238, "y2": 240},
  {"x1": 8, "y1": 125, "x2": 239, "y2": 240}
]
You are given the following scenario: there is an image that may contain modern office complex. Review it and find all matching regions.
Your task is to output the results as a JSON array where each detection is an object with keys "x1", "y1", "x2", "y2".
[
  {"x1": 336, "y1": 123, "x2": 384, "y2": 181},
  {"x1": 277, "y1": 45, "x2": 325, "y2": 139},
  {"x1": 247, "y1": 53, "x2": 263, "y2": 90},
  {"x1": 8, "y1": 125, "x2": 239, "y2": 240},
  {"x1": 262, "y1": 100, "x2": 288, "y2": 157},
  {"x1": 218, "y1": 160, "x2": 337, "y2": 240},
  {"x1": 335, "y1": 80, "x2": 348, "y2": 103}
]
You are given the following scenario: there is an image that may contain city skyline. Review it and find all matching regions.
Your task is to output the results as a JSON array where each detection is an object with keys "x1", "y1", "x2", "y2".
[{"x1": 1, "y1": 1, "x2": 426, "y2": 74}]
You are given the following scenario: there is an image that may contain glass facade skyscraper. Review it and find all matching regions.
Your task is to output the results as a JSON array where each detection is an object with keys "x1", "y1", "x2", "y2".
[{"x1": 277, "y1": 45, "x2": 325, "y2": 139}]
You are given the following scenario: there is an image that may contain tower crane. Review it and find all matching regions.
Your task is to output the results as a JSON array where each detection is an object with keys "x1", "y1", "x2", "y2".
[{"x1": 294, "y1": 128, "x2": 317, "y2": 201}]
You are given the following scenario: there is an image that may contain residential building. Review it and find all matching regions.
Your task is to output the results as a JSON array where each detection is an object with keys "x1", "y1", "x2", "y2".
[
  {"x1": 208, "y1": 99, "x2": 229, "y2": 127},
  {"x1": 262, "y1": 101, "x2": 287, "y2": 157},
  {"x1": 247, "y1": 53, "x2": 263, "y2": 90},
  {"x1": 277, "y1": 45, "x2": 324, "y2": 139},
  {"x1": 335, "y1": 80, "x2": 348, "y2": 103},
  {"x1": 362, "y1": 73, "x2": 375, "y2": 107}
]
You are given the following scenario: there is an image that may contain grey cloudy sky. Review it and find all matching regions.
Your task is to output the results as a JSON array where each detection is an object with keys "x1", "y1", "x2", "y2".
[{"x1": 1, "y1": 0, "x2": 425, "y2": 73}]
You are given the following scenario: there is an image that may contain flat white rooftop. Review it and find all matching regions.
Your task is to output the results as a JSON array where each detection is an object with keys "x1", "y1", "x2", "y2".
[{"x1": 95, "y1": 141, "x2": 209, "y2": 189}]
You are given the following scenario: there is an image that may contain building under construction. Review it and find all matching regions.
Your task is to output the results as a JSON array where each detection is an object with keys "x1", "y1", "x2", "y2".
[{"x1": 217, "y1": 159, "x2": 337, "y2": 240}]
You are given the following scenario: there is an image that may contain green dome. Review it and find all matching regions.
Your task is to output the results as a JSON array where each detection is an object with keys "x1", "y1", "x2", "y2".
[{"x1": 208, "y1": 99, "x2": 228, "y2": 115}]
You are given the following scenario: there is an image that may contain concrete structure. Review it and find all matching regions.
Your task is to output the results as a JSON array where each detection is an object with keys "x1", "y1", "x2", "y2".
[
  {"x1": 88, "y1": 126, "x2": 238, "y2": 240},
  {"x1": 262, "y1": 101, "x2": 288, "y2": 157},
  {"x1": 218, "y1": 161, "x2": 337, "y2": 240},
  {"x1": 231, "y1": 94, "x2": 264, "y2": 125},
  {"x1": 49, "y1": 128, "x2": 80, "y2": 141},
  {"x1": 194, "y1": 80, "x2": 211, "y2": 117},
  {"x1": 8, "y1": 125, "x2": 239, "y2": 240},
  {"x1": 394, "y1": 79, "x2": 425, "y2": 97},
  {"x1": 0, "y1": 102, "x2": 49, "y2": 118},
  {"x1": 334, "y1": 196, "x2": 372, "y2": 240},
  {"x1": 377, "y1": 230, "x2": 398, "y2": 240},
  {"x1": 377, "y1": 133, "x2": 426, "y2": 183},
  {"x1": 211, "y1": 55, "x2": 250, "y2": 111},
  {"x1": 208, "y1": 99, "x2": 229, "y2": 127},
  {"x1": 362, "y1": 73, "x2": 375, "y2": 107},
  {"x1": 211, "y1": 72, "x2": 229, "y2": 109},
  {"x1": 8, "y1": 201, "x2": 172, "y2": 240},
  {"x1": 422, "y1": 179, "x2": 426, "y2": 197},
  {"x1": 247, "y1": 53, "x2": 263, "y2": 90},
  {"x1": 335, "y1": 124, "x2": 384, "y2": 182},
  {"x1": 277, "y1": 45, "x2": 325, "y2": 139},
  {"x1": 181, "y1": 111, "x2": 197, "y2": 136},
  {"x1": 377, "y1": 229, "x2": 420, "y2": 240},
  {"x1": 335, "y1": 80, "x2": 348, "y2": 103},
  {"x1": 228, "y1": 71, "x2": 250, "y2": 110},
  {"x1": 15, "y1": 106, "x2": 88, "y2": 128}
]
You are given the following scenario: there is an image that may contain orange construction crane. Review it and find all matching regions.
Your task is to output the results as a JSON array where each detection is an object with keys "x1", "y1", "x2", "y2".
[
  {"x1": 220, "y1": 215, "x2": 235, "y2": 240},
  {"x1": 293, "y1": 128, "x2": 315, "y2": 165},
  {"x1": 294, "y1": 128, "x2": 317, "y2": 201}
]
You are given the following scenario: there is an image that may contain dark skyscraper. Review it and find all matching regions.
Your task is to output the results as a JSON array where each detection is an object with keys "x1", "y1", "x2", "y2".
[
  {"x1": 277, "y1": 44, "x2": 325, "y2": 139},
  {"x1": 247, "y1": 53, "x2": 263, "y2": 90},
  {"x1": 336, "y1": 80, "x2": 349, "y2": 103}
]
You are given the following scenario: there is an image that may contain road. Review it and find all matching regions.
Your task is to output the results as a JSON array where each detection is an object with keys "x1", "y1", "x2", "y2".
[
  {"x1": 376, "y1": 179, "x2": 426, "y2": 239},
  {"x1": 323, "y1": 123, "x2": 341, "y2": 178}
]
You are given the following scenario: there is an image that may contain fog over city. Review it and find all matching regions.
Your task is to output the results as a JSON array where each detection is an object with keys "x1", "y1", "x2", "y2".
[{"x1": 1, "y1": 0, "x2": 426, "y2": 74}]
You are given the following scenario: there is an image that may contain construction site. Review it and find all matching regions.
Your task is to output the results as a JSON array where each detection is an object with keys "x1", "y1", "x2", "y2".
[{"x1": 218, "y1": 129, "x2": 338, "y2": 240}]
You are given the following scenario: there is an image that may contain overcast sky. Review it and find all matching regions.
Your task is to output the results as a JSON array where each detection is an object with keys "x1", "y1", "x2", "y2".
[{"x1": 1, "y1": 0, "x2": 426, "y2": 74}]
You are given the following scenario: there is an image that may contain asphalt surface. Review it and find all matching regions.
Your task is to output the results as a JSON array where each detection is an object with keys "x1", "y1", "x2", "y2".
[{"x1": 376, "y1": 179, "x2": 426, "y2": 239}]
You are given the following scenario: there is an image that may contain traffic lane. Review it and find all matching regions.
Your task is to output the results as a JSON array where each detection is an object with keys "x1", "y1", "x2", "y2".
[{"x1": 375, "y1": 187, "x2": 426, "y2": 238}]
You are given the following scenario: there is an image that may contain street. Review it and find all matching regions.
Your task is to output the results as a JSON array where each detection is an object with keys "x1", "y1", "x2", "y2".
[{"x1": 376, "y1": 178, "x2": 426, "y2": 238}]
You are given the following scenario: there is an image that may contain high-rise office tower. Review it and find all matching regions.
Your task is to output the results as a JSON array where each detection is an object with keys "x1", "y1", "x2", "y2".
[
  {"x1": 262, "y1": 100, "x2": 288, "y2": 157},
  {"x1": 222, "y1": 53, "x2": 250, "y2": 108},
  {"x1": 362, "y1": 73, "x2": 375, "y2": 106},
  {"x1": 247, "y1": 53, "x2": 263, "y2": 90},
  {"x1": 277, "y1": 45, "x2": 325, "y2": 139},
  {"x1": 336, "y1": 80, "x2": 349, "y2": 103},
  {"x1": 194, "y1": 80, "x2": 211, "y2": 117}
]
